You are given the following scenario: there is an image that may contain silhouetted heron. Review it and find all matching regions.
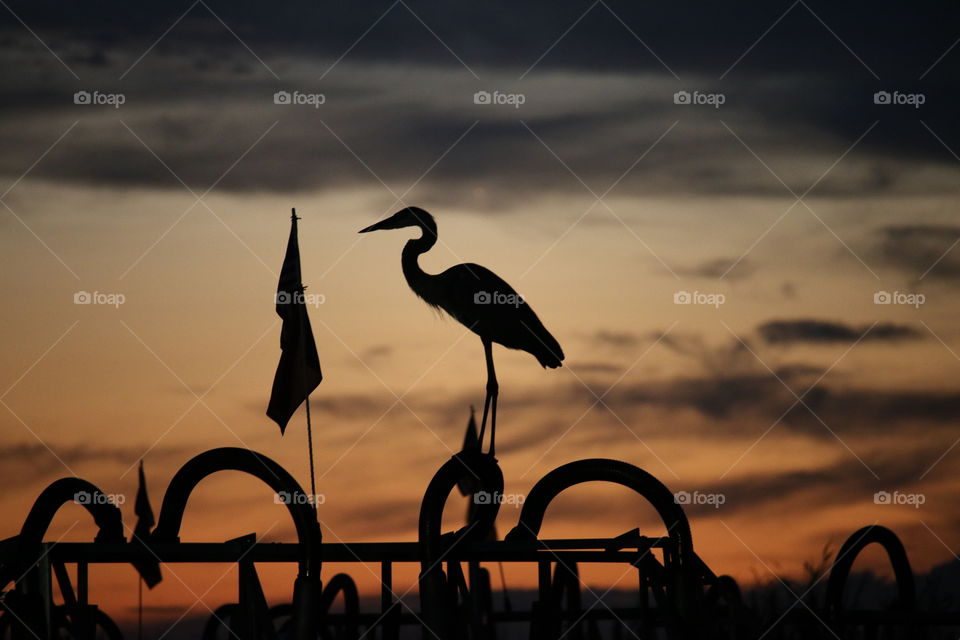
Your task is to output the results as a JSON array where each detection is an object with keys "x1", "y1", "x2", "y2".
[{"x1": 359, "y1": 207, "x2": 564, "y2": 457}]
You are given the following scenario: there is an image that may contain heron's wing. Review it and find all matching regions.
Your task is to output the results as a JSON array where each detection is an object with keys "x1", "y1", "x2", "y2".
[
  {"x1": 434, "y1": 263, "x2": 515, "y2": 323},
  {"x1": 435, "y1": 263, "x2": 564, "y2": 367}
]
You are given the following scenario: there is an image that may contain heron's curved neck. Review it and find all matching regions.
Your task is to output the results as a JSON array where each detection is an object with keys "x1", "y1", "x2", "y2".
[{"x1": 402, "y1": 223, "x2": 438, "y2": 300}]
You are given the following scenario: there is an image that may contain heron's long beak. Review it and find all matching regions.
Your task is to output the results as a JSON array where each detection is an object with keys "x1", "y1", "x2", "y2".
[
  {"x1": 358, "y1": 220, "x2": 387, "y2": 233},
  {"x1": 358, "y1": 214, "x2": 401, "y2": 233}
]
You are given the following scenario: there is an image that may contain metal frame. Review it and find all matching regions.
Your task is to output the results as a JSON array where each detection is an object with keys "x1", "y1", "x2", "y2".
[{"x1": 1, "y1": 448, "x2": 957, "y2": 639}]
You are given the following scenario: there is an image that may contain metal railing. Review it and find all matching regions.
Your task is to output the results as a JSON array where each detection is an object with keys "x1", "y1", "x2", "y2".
[{"x1": 0, "y1": 447, "x2": 956, "y2": 639}]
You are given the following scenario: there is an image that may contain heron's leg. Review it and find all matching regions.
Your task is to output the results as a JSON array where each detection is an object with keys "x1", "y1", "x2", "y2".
[
  {"x1": 478, "y1": 391, "x2": 492, "y2": 451},
  {"x1": 478, "y1": 339, "x2": 492, "y2": 449},
  {"x1": 483, "y1": 339, "x2": 499, "y2": 457},
  {"x1": 490, "y1": 386, "x2": 499, "y2": 458}
]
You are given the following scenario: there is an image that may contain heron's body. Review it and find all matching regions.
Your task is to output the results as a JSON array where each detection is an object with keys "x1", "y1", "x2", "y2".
[
  {"x1": 361, "y1": 207, "x2": 565, "y2": 455},
  {"x1": 401, "y1": 230, "x2": 563, "y2": 367}
]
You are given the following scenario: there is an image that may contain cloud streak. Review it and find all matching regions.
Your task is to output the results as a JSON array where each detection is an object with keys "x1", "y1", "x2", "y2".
[
  {"x1": 758, "y1": 319, "x2": 922, "y2": 344},
  {"x1": 874, "y1": 224, "x2": 960, "y2": 280}
]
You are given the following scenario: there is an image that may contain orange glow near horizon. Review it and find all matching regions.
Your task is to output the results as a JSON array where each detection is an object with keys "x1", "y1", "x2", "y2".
[{"x1": 3, "y1": 178, "x2": 959, "y2": 630}]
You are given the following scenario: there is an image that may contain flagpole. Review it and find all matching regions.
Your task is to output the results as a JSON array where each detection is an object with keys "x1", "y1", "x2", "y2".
[
  {"x1": 305, "y1": 393, "x2": 318, "y2": 514},
  {"x1": 138, "y1": 576, "x2": 143, "y2": 640}
]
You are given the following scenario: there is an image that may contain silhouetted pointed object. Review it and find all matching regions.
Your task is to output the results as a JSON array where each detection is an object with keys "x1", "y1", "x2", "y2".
[
  {"x1": 237, "y1": 560, "x2": 279, "y2": 640},
  {"x1": 131, "y1": 460, "x2": 162, "y2": 588},
  {"x1": 360, "y1": 207, "x2": 564, "y2": 457},
  {"x1": 462, "y1": 406, "x2": 480, "y2": 453},
  {"x1": 458, "y1": 407, "x2": 481, "y2": 496},
  {"x1": 268, "y1": 209, "x2": 322, "y2": 434}
]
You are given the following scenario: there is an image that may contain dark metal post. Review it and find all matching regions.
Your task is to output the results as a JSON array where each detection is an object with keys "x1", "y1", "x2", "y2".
[{"x1": 381, "y1": 560, "x2": 399, "y2": 640}]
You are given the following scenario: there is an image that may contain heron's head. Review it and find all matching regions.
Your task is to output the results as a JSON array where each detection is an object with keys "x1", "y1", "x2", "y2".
[{"x1": 358, "y1": 206, "x2": 436, "y2": 235}]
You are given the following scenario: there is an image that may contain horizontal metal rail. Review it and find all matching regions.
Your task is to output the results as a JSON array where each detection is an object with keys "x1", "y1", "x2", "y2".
[
  {"x1": 39, "y1": 537, "x2": 670, "y2": 565},
  {"x1": 319, "y1": 607, "x2": 670, "y2": 625}
]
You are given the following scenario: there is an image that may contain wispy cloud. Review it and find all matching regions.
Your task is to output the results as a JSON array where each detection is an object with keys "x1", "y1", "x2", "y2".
[{"x1": 758, "y1": 319, "x2": 922, "y2": 345}]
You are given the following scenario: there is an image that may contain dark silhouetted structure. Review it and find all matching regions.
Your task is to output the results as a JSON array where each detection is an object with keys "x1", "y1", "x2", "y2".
[
  {"x1": 360, "y1": 207, "x2": 564, "y2": 456},
  {"x1": 2, "y1": 447, "x2": 957, "y2": 639},
  {"x1": 131, "y1": 460, "x2": 161, "y2": 588}
]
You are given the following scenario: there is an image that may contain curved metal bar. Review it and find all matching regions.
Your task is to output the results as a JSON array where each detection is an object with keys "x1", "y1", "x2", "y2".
[
  {"x1": 317, "y1": 573, "x2": 360, "y2": 639},
  {"x1": 20, "y1": 478, "x2": 125, "y2": 545},
  {"x1": 703, "y1": 574, "x2": 757, "y2": 638},
  {"x1": 151, "y1": 447, "x2": 322, "y2": 640},
  {"x1": 704, "y1": 574, "x2": 741, "y2": 605},
  {"x1": 318, "y1": 572, "x2": 359, "y2": 614},
  {"x1": 1, "y1": 478, "x2": 124, "y2": 588},
  {"x1": 825, "y1": 525, "x2": 915, "y2": 617},
  {"x1": 505, "y1": 458, "x2": 692, "y2": 558},
  {"x1": 419, "y1": 451, "x2": 503, "y2": 557},
  {"x1": 151, "y1": 447, "x2": 321, "y2": 579},
  {"x1": 504, "y1": 458, "x2": 698, "y2": 636},
  {"x1": 201, "y1": 604, "x2": 239, "y2": 640},
  {"x1": 418, "y1": 450, "x2": 504, "y2": 639}
]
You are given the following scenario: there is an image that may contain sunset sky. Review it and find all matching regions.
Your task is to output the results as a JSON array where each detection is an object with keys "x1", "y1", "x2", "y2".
[{"x1": 2, "y1": 0, "x2": 960, "y2": 632}]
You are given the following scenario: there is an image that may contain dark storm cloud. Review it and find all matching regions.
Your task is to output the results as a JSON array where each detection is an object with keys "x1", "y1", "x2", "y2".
[
  {"x1": 3, "y1": 1, "x2": 958, "y2": 77},
  {"x1": 874, "y1": 224, "x2": 960, "y2": 279},
  {"x1": 758, "y1": 319, "x2": 922, "y2": 344},
  {"x1": 0, "y1": 1, "x2": 957, "y2": 197}
]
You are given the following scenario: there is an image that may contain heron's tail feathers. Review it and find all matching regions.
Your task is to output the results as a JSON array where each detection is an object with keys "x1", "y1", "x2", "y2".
[
  {"x1": 533, "y1": 333, "x2": 564, "y2": 369},
  {"x1": 538, "y1": 354, "x2": 563, "y2": 368}
]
